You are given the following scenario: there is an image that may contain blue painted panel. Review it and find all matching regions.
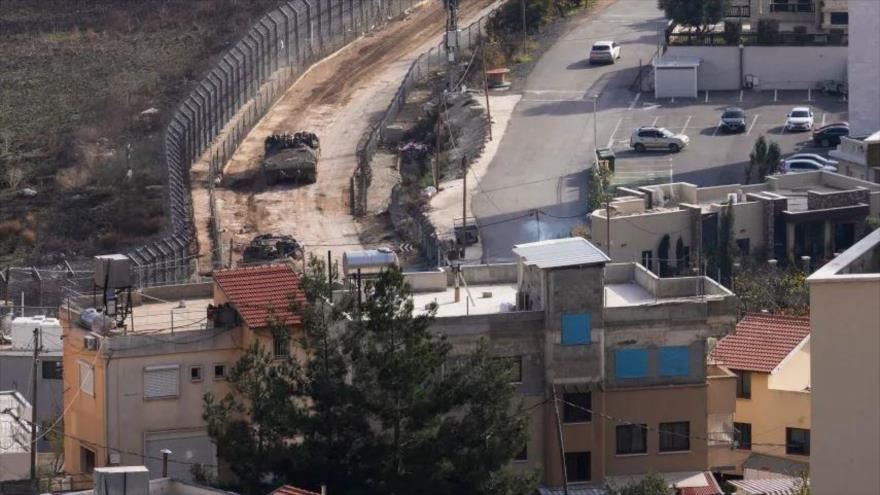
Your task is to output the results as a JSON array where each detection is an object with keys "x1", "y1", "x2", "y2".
[
  {"x1": 615, "y1": 348, "x2": 648, "y2": 378},
  {"x1": 659, "y1": 346, "x2": 690, "y2": 376},
  {"x1": 561, "y1": 313, "x2": 591, "y2": 345}
]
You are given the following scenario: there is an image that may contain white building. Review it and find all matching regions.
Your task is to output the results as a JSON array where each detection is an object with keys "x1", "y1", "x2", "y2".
[
  {"x1": 0, "y1": 391, "x2": 33, "y2": 481},
  {"x1": 848, "y1": 0, "x2": 880, "y2": 137}
]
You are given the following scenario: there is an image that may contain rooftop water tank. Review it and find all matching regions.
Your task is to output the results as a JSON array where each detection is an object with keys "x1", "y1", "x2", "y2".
[
  {"x1": 94, "y1": 254, "x2": 132, "y2": 289},
  {"x1": 10, "y1": 316, "x2": 63, "y2": 352},
  {"x1": 342, "y1": 248, "x2": 399, "y2": 277}
]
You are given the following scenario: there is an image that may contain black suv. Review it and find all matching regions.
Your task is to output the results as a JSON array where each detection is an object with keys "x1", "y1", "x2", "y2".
[
  {"x1": 812, "y1": 123, "x2": 850, "y2": 147},
  {"x1": 720, "y1": 107, "x2": 746, "y2": 133}
]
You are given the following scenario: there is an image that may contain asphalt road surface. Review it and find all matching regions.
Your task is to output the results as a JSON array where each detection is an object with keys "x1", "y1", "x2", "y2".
[{"x1": 472, "y1": 0, "x2": 665, "y2": 262}]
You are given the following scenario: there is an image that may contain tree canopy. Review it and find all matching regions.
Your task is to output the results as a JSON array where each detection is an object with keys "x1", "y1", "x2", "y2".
[
  {"x1": 203, "y1": 258, "x2": 536, "y2": 495},
  {"x1": 658, "y1": 0, "x2": 727, "y2": 33}
]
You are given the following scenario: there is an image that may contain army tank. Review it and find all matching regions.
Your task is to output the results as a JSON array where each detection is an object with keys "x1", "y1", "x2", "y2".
[{"x1": 261, "y1": 132, "x2": 320, "y2": 185}]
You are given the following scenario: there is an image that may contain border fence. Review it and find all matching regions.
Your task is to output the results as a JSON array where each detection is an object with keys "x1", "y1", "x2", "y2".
[
  {"x1": 351, "y1": 8, "x2": 497, "y2": 264},
  {"x1": 2, "y1": 0, "x2": 419, "y2": 312}
]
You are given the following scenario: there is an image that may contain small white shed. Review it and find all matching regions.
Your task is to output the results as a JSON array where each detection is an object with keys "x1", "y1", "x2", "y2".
[{"x1": 653, "y1": 56, "x2": 701, "y2": 99}]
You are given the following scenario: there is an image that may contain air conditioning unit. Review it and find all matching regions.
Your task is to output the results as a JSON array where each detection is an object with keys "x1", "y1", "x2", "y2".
[{"x1": 83, "y1": 335, "x2": 98, "y2": 351}]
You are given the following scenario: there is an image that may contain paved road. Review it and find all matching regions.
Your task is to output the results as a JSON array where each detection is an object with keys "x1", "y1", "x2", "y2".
[{"x1": 472, "y1": 0, "x2": 665, "y2": 262}]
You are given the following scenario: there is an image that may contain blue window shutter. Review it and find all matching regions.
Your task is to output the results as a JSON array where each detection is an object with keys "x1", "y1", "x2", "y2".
[
  {"x1": 561, "y1": 313, "x2": 591, "y2": 345},
  {"x1": 614, "y1": 349, "x2": 648, "y2": 378},
  {"x1": 659, "y1": 346, "x2": 690, "y2": 376}
]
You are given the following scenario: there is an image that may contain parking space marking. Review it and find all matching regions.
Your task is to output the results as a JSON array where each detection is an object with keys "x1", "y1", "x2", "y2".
[
  {"x1": 747, "y1": 115, "x2": 760, "y2": 135},
  {"x1": 607, "y1": 117, "x2": 623, "y2": 149},
  {"x1": 808, "y1": 88, "x2": 812, "y2": 101},
  {"x1": 739, "y1": 90, "x2": 744, "y2": 102},
  {"x1": 774, "y1": 89, "x2": 778, "y2": 102},
  {"x1": 680, "y1": 116, "x2": 692, "y2": 134},
  {"x1": 781, "y1": 120, "x2": 788, "y2": 134},
  {"x1": 651, "y1": 116, "x2": 660, "y2": 127},
  {"x1": 704, "y1": 91, "x2": 709, "y2": 103},
  {"x1": 627, "y1": 92, "x2": 641, "y2": 110},
  {"x1": 822, "y1": 113, "x2": 827, "y2": 126}
]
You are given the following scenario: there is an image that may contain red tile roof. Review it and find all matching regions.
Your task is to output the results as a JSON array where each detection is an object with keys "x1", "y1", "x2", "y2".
[
  {"x1": 711, "y1": 313, "x2": 810, "y2": 373},
  {"x1": 213, "y1": 264, "x2": 306, "y2": 329},
  {"x1": 270, "y1": 486, "x2": 321, "y2": 495},
  {"x1": 678, "y1": 473, "x2": 723, "y2": 495}
]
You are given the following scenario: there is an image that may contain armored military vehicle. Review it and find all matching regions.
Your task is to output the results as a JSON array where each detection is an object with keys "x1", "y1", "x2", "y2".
[
  {"x1": 241, "y1": 234, "x2": 302, "y2": 264},
  {"x1": 262, "y1": 132, "x2": 320, "y2": 185}
]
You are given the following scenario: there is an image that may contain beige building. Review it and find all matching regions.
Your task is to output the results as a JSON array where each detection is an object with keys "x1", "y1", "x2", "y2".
[
  {"x1": 591, "y1": 172, "x2": 880, "y2": 273},
  {"x1": 807, "y1": 227, "x2": 880, "y2": 495},
  {"x1": 831, "y1": 131, "x2": 880, "y2": 183},
  {"x1": 405, "y1": 238, "x2": 737, "y2": 492},
  {"x1": 711, "y1": 314, "x2": 811, "y2": 477},
  {"x1": 725, "y1": 0, "x2": 849, "y2": 33},
  {"x1": 61, "y1": 264, "x2": 305, "y2": 484}
]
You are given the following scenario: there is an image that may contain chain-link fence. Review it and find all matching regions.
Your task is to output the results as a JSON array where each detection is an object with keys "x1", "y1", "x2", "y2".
[{"x1": 351, "y1": 11, "x2": 497, "y2": 218}]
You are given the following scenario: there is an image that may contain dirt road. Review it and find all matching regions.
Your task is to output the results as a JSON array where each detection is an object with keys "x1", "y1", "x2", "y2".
[{"x1": 190, "y1": 0, "x2": 499, "y2": 269}]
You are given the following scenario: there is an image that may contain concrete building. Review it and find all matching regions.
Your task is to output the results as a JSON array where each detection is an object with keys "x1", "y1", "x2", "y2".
[
  {"x1": 831, "y1": 131, "x2": 880, "y2": 183},
  {"x1": 591, "y1": 172, "x2": 880, "y2": 272},
  {"x1": 404, "y1": 238, "x2": 738, "y2": 492},
  {"x1": 847, "y1": 0, "x2": 880, "y2": 138},
  {"x1": 807, "y1": 227, "x2": 880, "y2": 495},
  {"x1": 724, "y1": 0, "x2": 848, "y2": 33},
  {"x1": 0, "y1": 391, "x2": 32, "y2": 481},
  {"x1": 69, "y1": 466, "x2": 238, "y2": 495},
  {"x1": 710, "y1": 314, "x2": 811, "y2": 477},
  {"x1": 60, "y1": 264, "x2": 306, "y2": 484}
]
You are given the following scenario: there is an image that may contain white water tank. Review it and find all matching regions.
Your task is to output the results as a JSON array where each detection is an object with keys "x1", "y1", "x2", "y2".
[
  {"x1": 342, "y1": 248, "x2": 399, "y2": 277},
  {"x1": 10, "y1": 316, "x2": 63, "y2": 352}
]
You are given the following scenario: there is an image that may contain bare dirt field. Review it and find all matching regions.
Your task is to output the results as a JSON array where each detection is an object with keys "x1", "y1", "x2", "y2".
[{"x1": 190, "y1": 0, "x2": 500, "y2": 269}]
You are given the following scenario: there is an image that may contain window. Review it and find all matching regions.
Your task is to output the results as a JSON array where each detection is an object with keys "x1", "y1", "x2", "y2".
[
  {"x1": 659, "y1": 421, "x2": 690, "y2": 452},
  {"x1": 561, "y1": 313, "x2": 591, "y2": 345},
  {"x1": 641, "y1": 250, "x2": 653, "y2": 271},
  {"x1": 144, "y1": 365, "x2": 180, "y2": 399},
  {"x1": 736, "y1": 238, "x2": 751, "y2": 256},
  {"x1": 78, "y1": 360, "x2": 94, "y2": 396},
  {"x1": 786, "y1": 428, "x2": 810, "y2": 455},
  {"x1": 214, "y1": 364, "x2": 227, "y2": 380},
  {"x1": 42, "y1": 360, "x2": 63, "y2": 380},
  {"x1": 80, "y1": 446, "x2": 96, "y2": 474},
  {"x1": 659, "y1": 346, "x2": 690, "y2": 377},
  {"x1": 830, "y1": 11, "x2": 848, "y2": 25},
  {"x1": 735, "y1": 371, "x2": 751, "y2": 399},
  {"x1": 190, "y1": 366, "x2": 203, "y2": 382},
  {"x1": 616, "y1": 424, "x2": 648, "y2": 455},
  {"x1": 735, "y1": 422, "x2": 752, "y2": 450},
  {"x1": 495, "y1": 356, "x2": 523, "y2": 383},
  {"x1": 562, "y1": 392, "x2": 591, "y2": 423},
  {"x1": 273, "y1": 335, "x2": 290, "y2": 358},
  {"x1": 614, "y1": 348, "x2": 648, "y2": 379},
  {"x1": 514, "y1": 443, "x2": 528, "y2": 461},
  {"x1": 564, "y1": 452, "x2": 590, "y2": 482},
  {"x1": 638, "y1": 130, "x2": 653, "y2": 138}
]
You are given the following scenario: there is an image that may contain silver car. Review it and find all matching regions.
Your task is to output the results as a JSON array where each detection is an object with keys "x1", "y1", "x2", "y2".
[
  {"x1": 781, "y1": 158, "x2": 837, "y2": 174},
  {"x1": 630, "y1": 127, "x2": 690, "y2": 152}
]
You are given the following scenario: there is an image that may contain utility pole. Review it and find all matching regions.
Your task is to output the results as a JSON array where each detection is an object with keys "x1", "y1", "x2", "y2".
[
  {"x1": 481, "y1": 42, "x2": 492, "y2": 141},
  {"x1": 30, "y1": 327, "x2": 40, "y2": 484},
  {"x1": 592, "y1": 94, "x2": 600, "y2": 167},
  {"x1": 461, "y1": 156, "x2": 468, "y2": 258},
  {"x1": 605, "y1": 201, "x2": 612, "y2": 257},
  {"x1": 551, "y1": 385, "x2": 569, "y2": 495},
  {"x1": 521, "y1": 0, "x2": 528, "y2": 56},
  {"x1": 445, "y1": 0, "x2": 459, "y2": 90}
]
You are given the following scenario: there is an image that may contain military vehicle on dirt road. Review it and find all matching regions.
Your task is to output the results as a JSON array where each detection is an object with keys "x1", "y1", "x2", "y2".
[
  {"x1": 242, "y1": 234, "x2": 302, "y2": 264},
  {"x1": 262, "y1": 132, "x2": 320, "y2": 185}
]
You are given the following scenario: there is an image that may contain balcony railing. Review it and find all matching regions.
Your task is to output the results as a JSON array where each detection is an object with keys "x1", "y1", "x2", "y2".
[
  {"x1": 725, "y1": 5, "x2": 751, "y2": 18},
  {"x1": 769, "y1": 1, "x2": 815, "y2": 13}
]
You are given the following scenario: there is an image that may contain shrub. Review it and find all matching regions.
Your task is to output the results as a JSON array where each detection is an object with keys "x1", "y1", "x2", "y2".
[
  {"x1": 757, "y1": 19, "x2": 780, "y2": 45},
  {"x1": 723, "y1": 20, "x2": 742, "y2": 45}
]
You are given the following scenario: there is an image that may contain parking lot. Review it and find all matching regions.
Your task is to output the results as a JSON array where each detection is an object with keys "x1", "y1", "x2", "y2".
[{"x1": 601, "y1": 89, "x2": 849, "y2": 187}]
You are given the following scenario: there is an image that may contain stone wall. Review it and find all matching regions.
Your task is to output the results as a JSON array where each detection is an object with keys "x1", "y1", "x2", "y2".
[{"x1": 807, "y1": 188, "x2": 870, "y2": 210}]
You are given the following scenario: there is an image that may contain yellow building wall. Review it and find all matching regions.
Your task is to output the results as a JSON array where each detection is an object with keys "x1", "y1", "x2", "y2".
[{"x1": 732, "y1": 372, "x2": 811, "y2": 473}]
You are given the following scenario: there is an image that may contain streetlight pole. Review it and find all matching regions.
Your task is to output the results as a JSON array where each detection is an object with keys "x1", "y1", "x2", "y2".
[{"x1": 592, "y1": 94, "x2": 600, "y2": 167}]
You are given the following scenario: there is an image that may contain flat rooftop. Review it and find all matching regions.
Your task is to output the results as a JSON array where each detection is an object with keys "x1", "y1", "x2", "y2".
[
  {"x1": 412, "y1": 284, "x2": 518, "y2": 317},
  {"x1": 129, "y1": 297, "x2": 214, "y2": 334}
]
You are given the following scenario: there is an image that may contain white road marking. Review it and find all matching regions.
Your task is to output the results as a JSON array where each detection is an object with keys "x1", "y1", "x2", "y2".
[
  {"x1": 774, "y1": 89, "x2": 778, "y2": 102},
  {"x1": 712, "y1": 123, "x2": 721, "y2": 136},
  {"x1": 627, "y1": 92, "x2": 641, "y2": 110},
  {"x1": 652, "y1": 116, "x2": 660, "y2": 127},
  {"x1": 525, "y1": 90, "x2": 584, "y2": 96},
  {"x1": 607, "y1": 118, "x2": 624, "y2": 149},
  {"x1": 704, "y1": 91, "x2": 709, "y2": 103},
  {"x1": 680, "y1": 116, "x2": 692, "y2": 134},
  {"x1": 808, "y1": 88, "x2": 812, "y2": 101},
  {"x1": 842, "y1": 94, "x2": 847, "y2": 102},
  {"x1": 822, "y1": 113, "x2": 827, "y2": 126},
  {"x1": 747, "y1": 115, "x2": 760, "y2": 135},
  {"x1": 739, "y1": 90, "x2": 744, "y2": 102},
  {"x1": 781, "y1": 120, "x2": 788, "y2": 134},
  {"x1": 670, "y1": 97, "x2": 675, "y2": 103}
]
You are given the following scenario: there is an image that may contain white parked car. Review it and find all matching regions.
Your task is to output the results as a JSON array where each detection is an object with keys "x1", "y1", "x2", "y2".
[
  {"x1": 783, "y1": 153, "x2": 839, "y2": 168},
  {"x1": 785, "y1": 107, "x2": 814, "y2": 132},
  {"x1": 630, "y1": 126, "x2": 689, "y2": 152},
  {"x1": 589, "y1": 41, "x2": 621, "y2": 64},
  {"x1": 781, "y1": 158, "x2": 837, "y2": 174}
]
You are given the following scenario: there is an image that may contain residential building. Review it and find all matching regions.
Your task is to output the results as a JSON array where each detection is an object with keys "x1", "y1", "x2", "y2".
[
  {"x1": 724, "y1": 0, "x2": 848, "y2": 33},
  {"x1": 0, "y1": 391, "x2": 32, "y2": 481},
  {"x1": 807, "y1": 227, "x2": 880, "y2": 494},
  {"x1": 404, "y1": 238, "x2": 738, "y2": 492},
  {"x1": 590, "y1": 172, "x2": 880, "y2": 272},
  {"x1": 60, "y1": 263, "x2": 306, "y2": 483},
  {"x1": 831, "y1": 131, "x2": 880, "y2": 183},
  {"x1": 710, "y1": 314, "x2": 811, "y2": 477},
  {"x1": 69, "y1": 466, "x2": 238, "y2": 495},
  {"x1": 847, "y1": 0, "x2": 880, "y2": 138}
]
